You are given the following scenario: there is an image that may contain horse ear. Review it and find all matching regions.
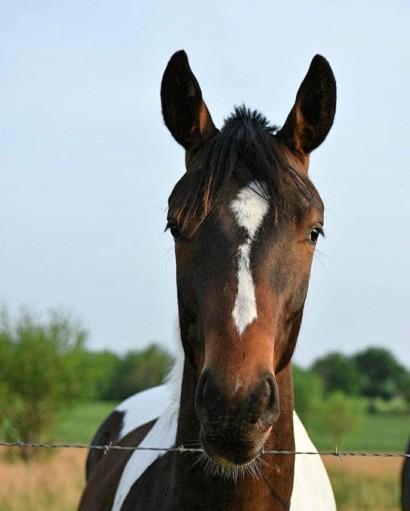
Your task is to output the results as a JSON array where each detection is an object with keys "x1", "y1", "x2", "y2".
[
  {"x1": 161, "y1": 51, "x2": 218, "y2": 151},
  {"x1": 278, "y1": 55, "x2": 336, "y2": 166}
]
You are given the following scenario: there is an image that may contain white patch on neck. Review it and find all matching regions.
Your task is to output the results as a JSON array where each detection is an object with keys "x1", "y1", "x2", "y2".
[{"x1": 230, "y1": 181, "x2": 269, "y2": 335}]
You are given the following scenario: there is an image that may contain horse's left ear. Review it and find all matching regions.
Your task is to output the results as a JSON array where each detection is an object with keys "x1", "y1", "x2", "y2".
[
  {"x1": 161, "y1": 50, "x2": 218, "y2": 152},
  {"x1": 278, "y1": 55, "x2": 336, "y2": 168}
]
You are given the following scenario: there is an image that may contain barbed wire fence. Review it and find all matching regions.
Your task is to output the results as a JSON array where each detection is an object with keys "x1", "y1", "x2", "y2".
[
  {"x1": 0, "y1": 399, "x2": 408, "y2": 460},
  {"x1": 0, "y1": 440, "x2": 409, "y2": 459}
]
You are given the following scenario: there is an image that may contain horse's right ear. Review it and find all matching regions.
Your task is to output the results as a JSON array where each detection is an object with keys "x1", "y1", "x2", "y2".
[
  {"x1": 161, "y1": 51, "x2": 218, "y2": 152},
  {"x1": 277, "y1": 55, "x2": 336, "y2": 167}
]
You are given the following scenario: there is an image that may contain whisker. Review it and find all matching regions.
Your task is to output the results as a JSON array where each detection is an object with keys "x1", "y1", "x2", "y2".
[
  {"x1": 258, "y1": 456, "x2": 278, "y2": 472},
  {"x1": 313, "y1": 249, "x2": 329, "y2": 269},
  {"x1": 193, "y1": 449, "x2": 262, "y2": 483}
]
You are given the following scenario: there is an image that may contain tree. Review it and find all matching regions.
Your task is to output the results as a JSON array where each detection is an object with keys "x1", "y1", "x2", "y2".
[
  {"x1": 311, "y1": 352, "x2": 363, "y2": 396},
  {"x1": 352, "y1": 347, "x2": 410, "y2": 400},
  {"x1": 0, "y1": 306, "x2": 91, "y2": 459},
  {"x1": 78, "y1": 350, "x2": 121, "y2": 401},
  {"x1": 319, "y1": 391, "x2": 365, "y2": 445},
  {"x1": 106, "y1": 344, "x2": 174, "y2": 401},
  {"x1": 293, "y1": 365, "x2": 324, "y2": 424}
]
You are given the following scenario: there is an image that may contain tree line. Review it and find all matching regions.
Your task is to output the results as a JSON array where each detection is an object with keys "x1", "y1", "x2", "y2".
[
  {"x1": 292, "y1": 347, "x2": 410, "y2": 447},
  {"x1": 0, "y1": 306, "x2": 408, "y2": 457},
  {"x1": 309, "y1": 349, "x2": 410, "y2": 402}
]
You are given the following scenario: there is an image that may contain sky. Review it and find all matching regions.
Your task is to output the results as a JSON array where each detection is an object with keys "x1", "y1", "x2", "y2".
[{"x1": 1, "y1": 0, "x2": 409, "y2": 369}]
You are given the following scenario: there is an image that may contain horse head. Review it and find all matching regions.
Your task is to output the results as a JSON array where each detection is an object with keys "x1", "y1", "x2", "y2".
[{"x1": 161, "y1": 50, "x2": 336, "y2": 470}]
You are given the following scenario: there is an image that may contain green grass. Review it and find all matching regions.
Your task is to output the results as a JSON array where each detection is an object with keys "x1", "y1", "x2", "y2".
[
  {"x1": 53, "y1": 401, "x2": 410, "y2": 454},
  {"x1": 53, "y1": 401, "x2": 117, "y2": 443},
  {"x1": 306, "y1": 413, "x2": 409, "y2": 452}
]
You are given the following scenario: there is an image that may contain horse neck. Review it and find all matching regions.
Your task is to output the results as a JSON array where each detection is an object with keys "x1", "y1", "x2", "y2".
[{"x1": 173, "y1": 359, "x2": 296, "y2": 510}]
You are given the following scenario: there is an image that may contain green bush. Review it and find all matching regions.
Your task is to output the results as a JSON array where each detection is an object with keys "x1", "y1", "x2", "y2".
[
  {"x1": 0, "y1": 306, "x2": 92, "y2": 459},
  {"x1": 318, "y1": 391, "x2": 366, "y2": 445},
  {"x1": 293, "y1": 365, "x2": 324, "y2": 424}
]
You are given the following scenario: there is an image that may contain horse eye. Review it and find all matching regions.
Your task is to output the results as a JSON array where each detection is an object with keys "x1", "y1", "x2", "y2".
[
  {"x1": 166, "y1": 221, "x2": 182, "y2": 241},
  {"x1": 308, "y1": 226, "x2": 324, "y2": 245}
]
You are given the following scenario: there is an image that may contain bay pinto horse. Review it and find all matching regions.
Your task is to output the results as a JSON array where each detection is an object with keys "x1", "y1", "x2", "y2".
[{"x1": 79, "y1": 51, "x2": 337, "y2": 510}]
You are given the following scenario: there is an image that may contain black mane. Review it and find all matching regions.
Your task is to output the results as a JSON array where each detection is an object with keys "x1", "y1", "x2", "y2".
[{"x1": 169, "y1": 106, "x2": 318, "y2": 234}]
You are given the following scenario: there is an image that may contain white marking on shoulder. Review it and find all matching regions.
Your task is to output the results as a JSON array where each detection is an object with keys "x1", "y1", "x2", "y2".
[
  {"x1": 230, "y1": 181, "x2": 269, "y2": 335},
  {"x1": 116, "y1": 342, "x2": 184, "y2": 440},
  {"x1": 116, "y1": 385, "x2": 171, "y2": 439},
  {"x1": 111, "y1": 345, "x2": 185, "y2": 511},
  {"x1": 112, "y1": 399, "x2": 179, "y2": 511},
  {"x1": 111, "y1": 353, "x2": 184, "y2": 510},
  {"x1": 290, "y1": 411, "x2": 336, "y2": 510}
]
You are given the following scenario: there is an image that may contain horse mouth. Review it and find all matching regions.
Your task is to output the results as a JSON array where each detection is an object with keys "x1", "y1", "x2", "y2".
[
  {"x1": 198, "y1": 433, "x2": 264, "y2": 480},
  {"x1": 200, "y1": 430, "x2": 264, "y2": 468}
]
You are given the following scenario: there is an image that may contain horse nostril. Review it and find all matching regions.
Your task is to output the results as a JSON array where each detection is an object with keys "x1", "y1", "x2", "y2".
[
  {"x1": 259, "y1": 374, "x2": 280, "y2": 428},
  {"x1": 195, "y1": 370, "x2": 213, "y2": 421},
  {"x1": 201, "y1": 372, "x2": 209, "y2": 400},
  {"x1": 266, "y1": 375, "x2": 278, "y2": 409}
]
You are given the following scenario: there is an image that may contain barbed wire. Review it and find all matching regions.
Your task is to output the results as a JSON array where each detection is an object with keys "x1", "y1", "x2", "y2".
[{"x1": 0, "y1": 440, "x2": 409, "y2": 459}]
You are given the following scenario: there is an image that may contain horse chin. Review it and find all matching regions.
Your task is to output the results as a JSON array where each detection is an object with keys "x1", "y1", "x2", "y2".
[
  {"x1": 199, "y1": 440, "x2": 263, "y2": 481},
  {"x1": 200, "y1": 430, "x2": 268, "y2": 477}
]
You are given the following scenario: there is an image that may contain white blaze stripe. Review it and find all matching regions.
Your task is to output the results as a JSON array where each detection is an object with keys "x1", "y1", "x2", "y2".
[
  {"x1": 230, "y1": 181, "x2": 269, "y2": 335},
  {"x1": 230, "y1": 181, "x2": 269, "y2": 237},
  {"x1": 232, "y1": 243, "x2": 257, "y2": 334}
]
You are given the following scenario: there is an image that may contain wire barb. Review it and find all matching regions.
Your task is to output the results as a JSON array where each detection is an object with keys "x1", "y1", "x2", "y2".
[
  {"x1": 334, "y1": 446, "x2": 343, "y2": 463},
  {"x1": 103, "y1": 441, "x2": 113, "y2": 455}
]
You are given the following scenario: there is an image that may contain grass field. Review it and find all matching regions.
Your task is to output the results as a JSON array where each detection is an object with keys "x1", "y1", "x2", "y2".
[
  {"x1": 324, "y1": 456, "x2": 403, "y2": 511},
  {"x1": 0, "y1": 450, "x2": 404, "y2": 511},
  {"x1": 0, "y1": 401, "x2": 407, "y2": 510},
  {"x1": 54, "y1": 401, "x2": 410, "y2": 451},
  {"x1": 307, "y1": 413, "x2": 409, "y2": 453},
  {"x1": 54, "y1": 401, "x2": 117, "y2": 443},
  {"x1": 0, "y1": 450, "x2": 85, "y2": 511}
]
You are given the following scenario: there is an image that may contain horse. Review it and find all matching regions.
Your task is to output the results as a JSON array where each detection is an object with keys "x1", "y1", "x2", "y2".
[{"x1": 79, "y1": 50, "x2": 337, "y2": 511}]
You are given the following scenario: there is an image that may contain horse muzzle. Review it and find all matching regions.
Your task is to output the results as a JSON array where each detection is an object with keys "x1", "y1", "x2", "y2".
[{"x1": 195, "y1": 369, "x2": 280, "y2": 466}]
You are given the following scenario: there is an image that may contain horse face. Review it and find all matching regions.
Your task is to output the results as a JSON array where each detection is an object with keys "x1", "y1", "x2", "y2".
[
  {"x1": 168, "y1": 159, "x2": 324, "y2": 465},
  {"x1": 162, "y1": 51, "x2": 335, "y2": 467}
]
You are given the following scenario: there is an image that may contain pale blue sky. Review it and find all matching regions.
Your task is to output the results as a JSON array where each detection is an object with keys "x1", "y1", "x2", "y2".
[{"x1": 1, "y1": 1, "x2": 409, "y2": 368}]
